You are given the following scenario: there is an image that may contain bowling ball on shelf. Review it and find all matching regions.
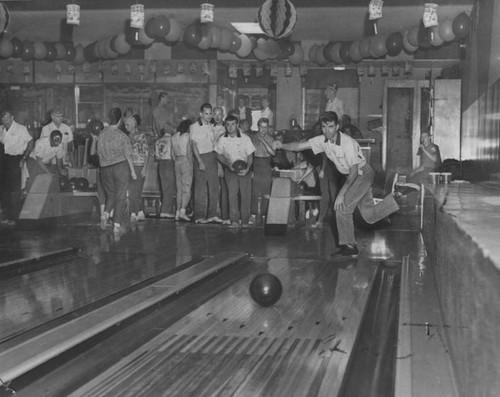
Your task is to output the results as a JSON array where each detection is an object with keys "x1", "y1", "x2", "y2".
[
  {"x1": 69, "y1": 177, "x2": 79, "y2": 191},
  {"x1": 249, "y1": 273, "x2": 283, "y2": 307},
  {"x1": 77, "y1": 177, "x2": 89, "y2": 191},
  {"x1": 59, "y1": 175, "x2": 70, "y2": 192},
  {"x1": 232, "y1": 160, "x2": 247, "y2": 173}
]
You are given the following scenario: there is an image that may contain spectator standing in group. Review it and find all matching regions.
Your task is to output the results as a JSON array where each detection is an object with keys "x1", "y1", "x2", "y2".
[
  {"x1": 152, "y1": 91, "x2": 174, "y2": 139},
  {"x1": 87, "y1": 119, "x2": 106, "y2": 220},
  {"x1": 190, "y1": 103, "x2": 221, "y2": 224},
  {"x1": 0, "y1": 110, "x2": 34, "y2": 225},
  {"x1": 97, "y1": 107, "x2": 136, "y2": 233},
  {"x1": 325, "y1": 83, "x2": 344, "y2": 119},
  {"x1": 212, "y1": 107, "x2": 230, "y2": 225},
  {"x1": 215, "y1": 114, "x2": 255, "y2": 228},
  {"x1": 260, "y1": 96, "x2": 274, "y2": 126},
  {"x1": 40, "y1": 107, "x2": 74, "y2": 165},
  {"x1": 216, "y1": 95, "x2": 228, "y2": 120},
  {"x1": 171, "y1": 119, "x2": 193, "y2": 222},
  {"x1": 125, "y1": 115, "x2": 151, "y2": 222},
  {"x1": 250, "y1": 117, "x2": 275, "y2": 225},
  {"x1": 236, "y1": 96, "x2": 252, "y2": 130},
  {"x1": 155, "y1": 123, "x2": 176, "y2": 220}
]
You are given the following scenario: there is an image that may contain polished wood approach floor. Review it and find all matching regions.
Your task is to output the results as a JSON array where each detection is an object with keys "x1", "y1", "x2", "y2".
[{"x1": 0, "y1": 205, "x2": 445, "y2": 397}]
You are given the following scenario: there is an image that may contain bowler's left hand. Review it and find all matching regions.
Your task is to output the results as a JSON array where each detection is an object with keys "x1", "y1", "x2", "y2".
[{"x1": 334, "y1": 194, "x2": 345, "y2": 211}]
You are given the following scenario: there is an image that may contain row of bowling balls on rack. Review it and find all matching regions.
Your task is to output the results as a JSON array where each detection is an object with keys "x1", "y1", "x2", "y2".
[{"x1": 59, "y1": 176, "x2": 90, "y2": 192}]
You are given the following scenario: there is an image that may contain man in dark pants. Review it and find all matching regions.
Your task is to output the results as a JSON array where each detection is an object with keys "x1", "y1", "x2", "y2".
[
  {"x1": 190, "y1": 103, "x2": 222, "y2": 224},
  {"x1": 215, "y1": 115, "x2": 255, "y2": 228},
  {"x1": 97, "y1": 107, "x2": 137, "y2": 233},
  {"x1": 276, "y1": 111, "x2": 399, "y2": 257},
  {"x1": 0, "y1": 109, "x2": 34, "y2": 226}
]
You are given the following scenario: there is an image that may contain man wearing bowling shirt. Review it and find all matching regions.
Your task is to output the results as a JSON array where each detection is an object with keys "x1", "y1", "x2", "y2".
[
  {"x1": 274, "y1": 111, "x2": 399, "y2": 257},
  {"x1": 0, "y1": 109, "x2": 34, "y2": 225},
  {"x1": 215, "y1": 114, "x2": 255, "y2": 229},
  {"x1": 190, "y1": 103, "x2": 222, "y2": 224}
]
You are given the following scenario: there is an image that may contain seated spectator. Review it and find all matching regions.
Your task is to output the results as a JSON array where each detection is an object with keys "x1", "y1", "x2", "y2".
[
  {"x1": 341, "y1": 115, "x2": 363, "y2": 139},
  {"x1": 26, "y1": 130, "x2": 66, "y2": 191},
  {"x1": 395, "y1": 131, "x2": 441, "y2": 196}
]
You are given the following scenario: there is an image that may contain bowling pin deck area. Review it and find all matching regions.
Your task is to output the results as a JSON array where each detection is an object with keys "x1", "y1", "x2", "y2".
[{"x1": 0, "y1": 188, "x2": 465, "y2": 396}]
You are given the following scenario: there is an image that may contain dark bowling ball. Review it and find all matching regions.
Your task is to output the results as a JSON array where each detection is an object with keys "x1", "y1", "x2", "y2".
[
  {"x1": 77, "y1": 177, "x2": 89, "y2": 191},
  {"x1": 232, "y1": 160, "x2": 247, "y2": 173},
  {"x1": 249, "y1": 273, "x2": 283, "y2": 307},
  {"x1": 59, "y1": 176, "x2": 70, "y2": 192},
  {"x1": 69, "y1": 177, "x2": 79, "y2": 191}
]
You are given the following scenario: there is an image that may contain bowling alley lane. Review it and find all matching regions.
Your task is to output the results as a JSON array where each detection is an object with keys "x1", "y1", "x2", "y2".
[
  {"x1": 68, "y1": 255, "x2": 379, "y2": 397},
  {"x1": 1, "y1": 208, "x2": 426, "y2": 396}
]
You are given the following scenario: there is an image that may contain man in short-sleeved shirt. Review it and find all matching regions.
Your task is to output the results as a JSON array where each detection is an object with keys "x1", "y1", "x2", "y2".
[
  {"x1": 277, "y1": 111, "x2": 399, "y2": 257},
  {"x1": 26, "y1": 130, "x2": 66, "y2": 191},
  {"x1": 0, "y1": 110, "x2": 34, "y2": 224},
  {"x1": 215, "y1": 114, "x2": 255, "y2": 228},
  {"x1": 190, "y1": 103, "x2": 221, "y2": 224},
  {"x1": 40, "y1": 107, "x2": 73, "y2": 164}
]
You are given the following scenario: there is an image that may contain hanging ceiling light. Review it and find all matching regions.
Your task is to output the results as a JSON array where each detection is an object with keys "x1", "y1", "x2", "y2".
[
  {"x1": 130, "y1": 3, "x2": 145, "y2": 29},
  {"x1": 66, "y1": 2, "x2": 80, "y2": 25},
  {"x1": 200, "y1": 3, "x2": 214, "y2": 23},
  {"x1": 423, "y1": 3, "x2": 439, "y2": 40},
  {"x1": 368, "y1": 0, "x2": 383, "y2": 35}
]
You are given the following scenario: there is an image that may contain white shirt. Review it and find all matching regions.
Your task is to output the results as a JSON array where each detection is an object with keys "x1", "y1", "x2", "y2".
[
  {"x1": 215, "y1": 133, "x2": 255, "y2": 165},
  {"x1": 40, "y1": 121, "x2": 73, "y2": 156},
  {"x1": 309, "y1": 132, "x2": 365, "y2": 175},
  {"x1": 325, "y1": 97, "x2": 344, "y2": 117},
  {"x1": 41, "y1": 122, "x2": 73, "y2": 144},
  {"x1": 0, "y1": 120, "x2": 32, "y2": 155},
  {"x1": 30, "y1": 137, "x2": 65, "y2": 164},
  {"x1": 260, "y1": 107, "x2": 274, "y2": 126},
  {"x1": 190, "y1": 120, "x2": 215, "y2": 155}
]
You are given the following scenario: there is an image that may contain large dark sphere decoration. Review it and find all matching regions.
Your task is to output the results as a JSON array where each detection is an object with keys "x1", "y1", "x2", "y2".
[
  {"x1": 386, "y1": 32, "x2": 403, "y2": 56},
  {"x1": 249, "y1": 273, "x2": 283, "y2": 307},
  {"x1": 65, "y1": 44, "x2": 76, "y2": 62},
  {"x1": 44, "y1": 43, "x2": 57, "y2": 62},
  {"x1": 84, "y1": 42, "x2": 98, "y2": 63},
  {"x1": 144, "y1": 17, "x2": 158, "y2": 39},
  {"x1": 452, "y1": 12, "x2": 471, "y2": 40},
  {"x1": 11, "y1": 37, "x2": 24, "y2": 58},
  {"x1": 183, "y1": 23, "x2": 202, "y2": 47},
  {"x1": 20, "y1": 40, "x2": 34, "y2": 61},
  {"x1": 154, "y1": 15, "x2": 170, "y2": 39},
  {"x1": 339, "y1": 42, "x2": 352, "y2": 64}
]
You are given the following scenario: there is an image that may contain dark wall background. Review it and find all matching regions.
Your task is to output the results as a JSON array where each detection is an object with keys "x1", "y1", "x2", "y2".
[{"x1": 460, "y1": 1, "x2": 500, "y2": 181}]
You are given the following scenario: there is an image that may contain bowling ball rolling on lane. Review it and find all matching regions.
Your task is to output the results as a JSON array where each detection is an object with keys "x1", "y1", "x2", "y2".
[{"x1": 249, "y1": 273, "x2": 283, "y2": 307}]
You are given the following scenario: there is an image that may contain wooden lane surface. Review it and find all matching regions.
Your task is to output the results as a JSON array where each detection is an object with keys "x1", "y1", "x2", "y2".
[
  {"x1": 395, "y1": 254, "x2": 457, "y2": 397},
  {"x1": 0, "y1": 248, "x2": 190, "y2": 344},
  {"x1": 0, "y1": 252, "x2": 247, "y2": 384},
  {"x1": 71, "y1": 256, "x2": 377, "y2": 397}
]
